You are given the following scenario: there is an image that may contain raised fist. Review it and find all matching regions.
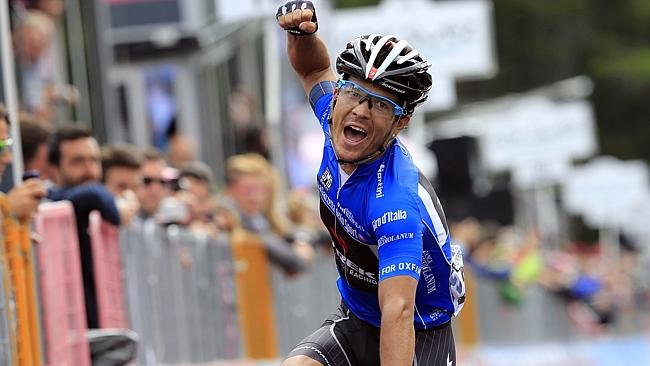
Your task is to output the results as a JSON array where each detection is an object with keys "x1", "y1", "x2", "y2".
[{"x1": 276, "y1": 0, "x2": 318, "y2": 36}]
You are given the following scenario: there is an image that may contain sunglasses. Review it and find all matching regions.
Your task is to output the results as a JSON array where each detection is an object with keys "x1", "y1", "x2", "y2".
[
  {"x1": 337, "y1": 79, "x2": 406, "y2": 118},
  {"x1": 0, "y1": 138, "x2": 13, "y2": 154},
  {"x1": 142, "y1": 176, "x2": 167, "y2": 186}
]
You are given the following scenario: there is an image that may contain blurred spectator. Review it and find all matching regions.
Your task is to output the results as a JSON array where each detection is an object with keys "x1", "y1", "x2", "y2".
[
  {"x1": 238, "y1": 124, "x2": 270, "y2": 159},
  {"x1": 153, "y1": 165, "x2": 198, "y2": 225},
  {"x1": 0, "y1": 105, "x2": 47, "y2": 223},
  {"x1": 145, "y1": 71, "x2": 176, "y2": 150},
  {"x1": 166, "y1": 133, "x2": 196, "y2": 169},
  {"x1": 0, "y1": 111, "x2": 51, "y2": 192},
  {"x1": 223, "y1": 153, "x2": 314, "y2": 274},
  {"x1": 23, "y1": 0, "x2": 65, "y2": 19},
  {"x1": 47, "y1": 124, "x2": 120, "y2": 329},
  {"x1": 13, "y1": 10, "x2": 54, "y2": 121},
  {"x1": 20, "y1": 114, "x2": 52, "y2": 180},
  {"x1": 13, "y1": 4, "x2": 77, "y2": 123},
  {"x1": 229, "y1": 87, "x2": 270, "y2": 158},
  {"x1": 48, "y1": 124, "x2": 101, "y2": 186},
  {"x1": 101, "y1": 143, "x2": 142, "y2": 226},
  {"x1": 455, "y1": 216, "x2": 643, "y2": 334},
  {"x1": 286, "y1": 189, "x2": 331, "y2": 250},
  {"x1": 136, "y1": 147, "x2": 170, "y2": 219},
  {"x1": 13, "y1": 10, "x2": 53, "y2": 67},
  {"x1": 101, "y1": 143, "x2": 142, "y2": 196},
  {"x1": 178, "y1": 161, "x2": 219, "y2": 236}
]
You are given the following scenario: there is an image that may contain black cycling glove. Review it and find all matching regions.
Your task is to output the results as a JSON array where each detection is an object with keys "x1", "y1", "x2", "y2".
[{"x1": 276, "y1": 0, "x2": 318, "y2": 36}]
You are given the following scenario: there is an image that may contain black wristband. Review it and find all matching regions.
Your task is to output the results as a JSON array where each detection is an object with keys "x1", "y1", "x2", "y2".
[{"x1": 276, "y1": 0, "x2": 318, "y2": 36}]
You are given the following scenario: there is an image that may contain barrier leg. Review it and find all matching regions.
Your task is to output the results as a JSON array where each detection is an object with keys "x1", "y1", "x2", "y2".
[
  {"x1": 0, "y1": 239, "x2": 17, "y2": 365},
  {"x1": 231, "y1": 229, "x2": 278, "y2": 359},
  {"x1": 21, "y1": 228, "x2": 42, "y2": 365},
  {"x1": 456, "y1": 268, "x2": 480, "y2": 346},
  {"x1": 5, "y1": 222, "x2": 35, "y2": 366}
]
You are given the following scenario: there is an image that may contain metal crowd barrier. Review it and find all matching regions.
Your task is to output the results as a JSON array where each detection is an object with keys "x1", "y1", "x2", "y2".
[
  {"x1": 121, "y1": 219, "x2": 241, "y2": 365},
  {"x1": 272, "y1": 249, "x2": 341, "y2": 354},
  {"x1": 123, "y1": 218, "x2": 343, "y2": 362},
  {"x1": 34, "y1": 201, "x2": 91, "y2": 366},
  {"x1": 17, "y1": 201, "x2": 347, "y2": 365},
  {"x1": 89, "y1": 211, "x2": 129, "y2": 329},
  {"x1": 0, "y1": 255, "x2": 13, "y2": 365},
  {"x1": 473, "y1": 274, "x2": 577, "y2": 343}
]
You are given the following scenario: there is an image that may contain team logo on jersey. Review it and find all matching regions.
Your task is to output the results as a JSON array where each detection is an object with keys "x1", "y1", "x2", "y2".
[
  {"x1": 376, "y1": 163, "x2": 385, "y2": 198},
  {"x1": 320, "y1": 167, "x2": 333, "y2": 191},
  {"x1": 371, "y1": 209, "x2": 407, "y2": 231}
]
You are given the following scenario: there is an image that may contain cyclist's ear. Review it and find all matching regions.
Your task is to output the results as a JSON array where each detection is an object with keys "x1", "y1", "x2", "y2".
[
  {"x1": 395, "y1": 115, "x2": 411, "y2": 133},
  {"x1": 332, "y1": 87, "x2": 340, "y2": 104}
]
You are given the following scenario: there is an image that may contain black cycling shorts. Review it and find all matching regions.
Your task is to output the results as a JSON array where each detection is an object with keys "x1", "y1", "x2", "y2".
[{"x1": 285, "y1": 302, "x2": 456, "y2": 366}]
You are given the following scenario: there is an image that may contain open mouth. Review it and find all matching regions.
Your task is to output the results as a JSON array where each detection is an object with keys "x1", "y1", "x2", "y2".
[{"x1": 343, "y1": 125, "x2": 368, "y2": 144}]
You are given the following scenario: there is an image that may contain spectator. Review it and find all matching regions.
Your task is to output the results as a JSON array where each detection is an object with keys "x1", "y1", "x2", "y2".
[
  {"x1": 0, "y1": 105, "x2": 47, "y2": 223},
  {"x1": 101, "y1": 143, "x2": 142, "y2": 226},
  {"x1": 47, "y1": 124, "x2": 120, "y2": 329},
  {"x1": 136, "y1": 147, "x2": 170, "y2": 219},
  {"x1": 101, "y1": 143, "x2": 142, "y2": 196},
  {"x1": 178, "y1": 161, "x2": 221, "y2": 236},
  {"x1": 13, "y1": 9, "x2": 56, "y2": 121},
  {"x1": 224, "y1": 153, "x2": 314, "y2": 274},
  {"x1": 24, "y1": 0, "x2": 65, "y2": 19},
  {"x1": 286, "y1": 189, "x2": 331, "y2": 250},
  {"x1": 20, "y1": 115, "x2": 52, "y2": 180},
  {"x1": 166, "y1": 133, "x2": 196, "y2": 169}
]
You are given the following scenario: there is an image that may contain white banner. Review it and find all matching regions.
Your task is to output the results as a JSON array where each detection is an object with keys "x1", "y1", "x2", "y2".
[
  {"x1": 562, "y1": 156, "x2": 650, "y2": 227},
  {"x1": 216, "y1": 0, "x2": 278, "y2": 22},
  {"x1": 479, "y1": 97, "x2": 598, "y2": 174},
  {"x1": 332, "y1": 0, "x2": 496, "y2": 79}
]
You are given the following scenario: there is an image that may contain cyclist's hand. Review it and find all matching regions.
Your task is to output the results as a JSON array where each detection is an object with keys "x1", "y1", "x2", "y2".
[{"x1": 276, "y1": 0, "x2": 318, "y2": 35}]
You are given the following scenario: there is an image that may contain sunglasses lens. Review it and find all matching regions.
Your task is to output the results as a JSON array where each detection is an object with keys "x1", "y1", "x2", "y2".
[{"x1": 143, "y1": 177, "x2": 167, "y2": 186}]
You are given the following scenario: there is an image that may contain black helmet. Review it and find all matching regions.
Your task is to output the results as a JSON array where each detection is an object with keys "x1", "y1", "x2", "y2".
[{"x1": 336, "y1": 34, "x2": 432, "y2": 114}]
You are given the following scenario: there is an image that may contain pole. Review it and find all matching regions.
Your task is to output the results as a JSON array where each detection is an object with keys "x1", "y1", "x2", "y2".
[
  {"x1": 0, "y1": 0, "x2": 25, "y2": 186},
  {"x1": 263, "y1": 18, "x2": 286, "y2": 182}
]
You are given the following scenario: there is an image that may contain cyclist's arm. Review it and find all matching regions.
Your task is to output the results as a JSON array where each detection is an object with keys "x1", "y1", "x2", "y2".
[
  {"x1": 288, "y1": 34, "x2": 337, "y2": 95},
  {"x1": 379, "y1": 275, "x2": 417, "y2": 366},
  {"x1": 278, "y1": 4, "x2": 337, "y2": 94}
]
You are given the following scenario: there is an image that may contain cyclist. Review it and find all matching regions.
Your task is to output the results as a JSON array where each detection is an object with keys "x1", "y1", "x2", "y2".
[{"x1": 277, "y1": 1, "x2": 465, "y2": 365}]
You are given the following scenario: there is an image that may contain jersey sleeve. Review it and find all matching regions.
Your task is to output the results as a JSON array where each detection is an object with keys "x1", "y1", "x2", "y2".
[
  {"x1": 370, "y1": 193, "x2": 424, "y2": 282},
  {"x1": 309, "y1": 81, "x2": 335, "y2": 133}
]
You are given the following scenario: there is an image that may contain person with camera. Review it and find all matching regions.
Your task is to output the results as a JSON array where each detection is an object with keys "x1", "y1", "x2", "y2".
[
  {"x1": 0, "y1": 106, "x2": 47, "y2": 224},
  {"x1": 276, "y1": 1, "x2": 465, "y2": 365}
]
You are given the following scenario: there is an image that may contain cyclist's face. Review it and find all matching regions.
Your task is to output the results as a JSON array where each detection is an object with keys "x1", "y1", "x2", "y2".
[{"x1": 331, "y1": 77, "x2": 409, "y2": 164}]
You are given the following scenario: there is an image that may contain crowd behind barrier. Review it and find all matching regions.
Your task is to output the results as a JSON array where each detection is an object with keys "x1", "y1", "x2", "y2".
[{"x1": 0, "y1": 199, "x2": 647, "y2": 365}]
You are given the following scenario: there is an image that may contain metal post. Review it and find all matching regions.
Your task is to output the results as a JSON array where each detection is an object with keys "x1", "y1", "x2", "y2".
[
  {"x1": 264, "y1": 18, "x2": 286, "y2": 178},
  {"x1": 0, "y1": 0, "x2": 24, "y2": 186}
]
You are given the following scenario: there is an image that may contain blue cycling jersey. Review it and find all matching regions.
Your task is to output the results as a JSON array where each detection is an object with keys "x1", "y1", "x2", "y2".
[{"x1": 310, "y1": 83, "x2": 465, "y2": 330}]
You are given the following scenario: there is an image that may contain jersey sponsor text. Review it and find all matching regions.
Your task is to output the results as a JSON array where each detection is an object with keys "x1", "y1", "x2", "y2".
[
  {"x1": 376, "y1": 163, "x2": 385, "y2": 198},
  {"x1": 421, "y1": 251, "x2": 437, "y2": 294},
  {"x1": 319, "y1": 185, "x2": 335, "y2": 212},
  {"x1": 336, "y1": 250, "x2": 377, "y2": 285},
  {"x1": 377, "y1": 232, "x2": 414, "y2": 247},
  {"x1": 371, "y1": 209, "x2": 407, "y2": 231},
  {"x1": 380, "y1": 261, "x2": 421, "y2": 278}
]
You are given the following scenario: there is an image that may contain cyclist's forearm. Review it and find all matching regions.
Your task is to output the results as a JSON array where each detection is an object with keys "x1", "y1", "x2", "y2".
[
  {"x1": 380, "y1": 302, "x2": 415, "y2": 366},
  {"x1": 288, "y1": 33, "x2": 331, "y2": 81}
]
